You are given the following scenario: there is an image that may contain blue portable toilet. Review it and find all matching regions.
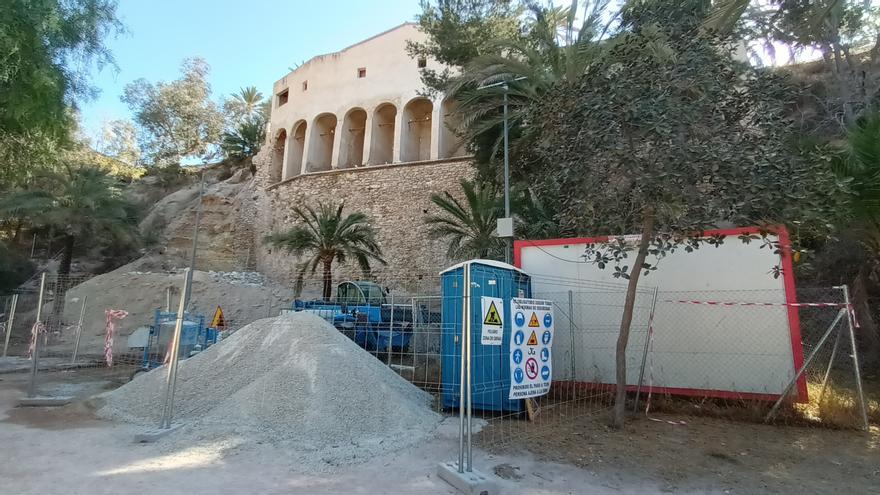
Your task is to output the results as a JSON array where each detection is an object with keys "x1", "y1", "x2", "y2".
[{"x1": 440, "y1": 259, "x2": 532, "y2": 412}]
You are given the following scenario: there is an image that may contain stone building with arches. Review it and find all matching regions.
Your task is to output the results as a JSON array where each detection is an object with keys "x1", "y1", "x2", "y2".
[{"x1": 250, "y1": 23, "x2": 475, "y2": 291}]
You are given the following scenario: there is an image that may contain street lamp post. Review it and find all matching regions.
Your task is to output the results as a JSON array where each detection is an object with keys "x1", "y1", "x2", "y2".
[{"x1": 477, "y1": 76, "x2": 526, "y2": 264}]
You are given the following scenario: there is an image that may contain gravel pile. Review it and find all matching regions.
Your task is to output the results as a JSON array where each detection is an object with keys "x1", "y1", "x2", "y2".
[{"x1": 98, "y1": 312, "x2": 441, "y2": 468}]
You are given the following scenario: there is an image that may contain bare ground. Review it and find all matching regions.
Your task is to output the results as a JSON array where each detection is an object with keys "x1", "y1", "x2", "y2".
[{"x1": 1, "y1": 369, "x2": 878, "y2": 494}]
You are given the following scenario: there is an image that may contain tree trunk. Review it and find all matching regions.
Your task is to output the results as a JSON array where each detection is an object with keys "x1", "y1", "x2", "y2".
[
  {"x1": 852, "y1": 263, "x2": 880, "y2": 369},
  {"x1": 50, "y1": 234, "x2": 75, "y2": 330},
  {"x1": 612, "y1": 212, "x2": 655, "y2": 428},
  {"x1": 322, "y1": 258, "x2": 333, "y2": 301}
]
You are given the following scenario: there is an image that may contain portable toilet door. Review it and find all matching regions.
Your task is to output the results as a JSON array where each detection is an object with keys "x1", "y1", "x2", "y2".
[{"x1": 440, "y1": 259, "x2": 531, "y2": 412}]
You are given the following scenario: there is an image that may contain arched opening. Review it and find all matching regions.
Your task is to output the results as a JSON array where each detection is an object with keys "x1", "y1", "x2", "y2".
[
  {"x1": 369, "y1": 103, "x2": 396, "y2": 165},
  {"x1": 339, "y1": 108, "x2": 367, "y2": 168},
  {"x1": 440, "y1": 98, "x2": 466, "y2": 159},
  {"x1": 307, "y1": 113, "x2": 337, "y2": 172},
  {"x1": 285, "y1": 120, "x2": 306, "y2": 178},
  {"x1": 270, "y1": 129, "x2": 286, "y2": 182},
  {"x1": 402, "y1": 98, "x2": 433, "y2": 162}
]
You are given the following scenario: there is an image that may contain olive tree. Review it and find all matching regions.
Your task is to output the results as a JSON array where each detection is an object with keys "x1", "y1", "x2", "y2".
[{"x1": 523, "y1": 1, "x2": 849, "y2": 427}]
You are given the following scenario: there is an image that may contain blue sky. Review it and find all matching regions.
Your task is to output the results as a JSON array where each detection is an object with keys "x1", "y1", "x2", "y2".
[{"x1": 79, "y1": 0, "x2": 421, "y2": 139}]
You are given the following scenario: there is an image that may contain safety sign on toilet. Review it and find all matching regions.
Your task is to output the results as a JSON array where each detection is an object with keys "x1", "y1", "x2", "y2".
[
  {"x1": 480, "y1": 296, "x2": 504, "y2": 345},
  {"x1": 509, "y1": 298, "x2": 553, "y2": 399}
]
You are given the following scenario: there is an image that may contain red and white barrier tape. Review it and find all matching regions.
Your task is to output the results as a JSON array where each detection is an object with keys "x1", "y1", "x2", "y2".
[
  {"x1": 664, "y1": 300, "x2": 849, "y2": 308},
  {"x1": 104, "y1": 309, "x2": 129, "y2": 367},
  {"x1": 27, "y1": 321, "x2": 45, "y2": 359},
  {"x1": 664, "y1": 299, "x2": 860, "y2": 328}
]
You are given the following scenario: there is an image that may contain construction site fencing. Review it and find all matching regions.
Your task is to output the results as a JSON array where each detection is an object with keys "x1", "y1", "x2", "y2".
[{"x1": 7, "y1": 269, "x2": 871, "y2": 465}]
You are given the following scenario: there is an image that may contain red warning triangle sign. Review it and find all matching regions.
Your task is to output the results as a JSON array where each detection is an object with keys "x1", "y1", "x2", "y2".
[
  {"x1": 528, "y1": 312, "x2": 540, "y2": 327},
  {"x1": 527, "y1": 331, "x2": 539, "y2": 346}
]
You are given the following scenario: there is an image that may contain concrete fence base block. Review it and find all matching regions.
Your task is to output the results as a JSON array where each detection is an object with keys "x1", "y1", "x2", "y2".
[
  {"x1": 437, "y1": 461, "x2": 497, "y2": 495},
  {"x1": 18, "y1": 396, "x2": 73, "y2": 407},
  {"x1": 134, "y1": 424, "x2": 183, "y2": 443}
]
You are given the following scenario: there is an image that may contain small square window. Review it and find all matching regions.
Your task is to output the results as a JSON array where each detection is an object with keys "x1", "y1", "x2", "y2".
[
  {"x1": 302, "y1": 80, "x2": 308, "y2": 91},
  {"x1": 276, "y1": 89, "x2": 289, "y2": 106},
  {"x1": 417, "y1": 57, "x2": 427, "y2": 68},
  {"x1": 357, "y1": 67, "x2": 367, "y2": 78}
]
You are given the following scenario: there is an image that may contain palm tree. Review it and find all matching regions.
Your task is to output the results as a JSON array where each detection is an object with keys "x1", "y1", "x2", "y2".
[
  {"x1": 264, "y1": 201, "x2": 385, "y2": 299},
  {"x1": 0, "y1": 165, "x2": 138, "y2": 321},
  {"x1": 231, "y1": 86, "x2": 264, "y2": 118},
  {"x1": 221, "y1": 115, "x2": 266, "y2": 158},
  {"x1": 425, "y1": 179, "x2": 504, "y2": 260},
  {"x1": 832, "y1": 111, "x2": 880, "y2": 364},
  {"x1": 446, "y1": 1, "x2": 613, "y2": 162}
]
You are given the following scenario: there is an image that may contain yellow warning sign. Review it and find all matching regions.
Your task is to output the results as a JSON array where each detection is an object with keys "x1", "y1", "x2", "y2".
[
  {"x1": 527, "y1": 330, "x2": 539, "y2": 346},
  {"x1": 483, "y1": 301, "x2": 502, "y2": 326},
  {"x1": 210, "y1": 306, "x2": 226, "y2": 328},
  {"x1": 528, "y1": 312, "x2": 540, "y2": 327}
]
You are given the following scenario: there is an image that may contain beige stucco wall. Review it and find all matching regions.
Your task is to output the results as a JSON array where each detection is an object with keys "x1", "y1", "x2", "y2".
[{"x1": 266, "y1": 23, "x2": 467, "y2": 181}]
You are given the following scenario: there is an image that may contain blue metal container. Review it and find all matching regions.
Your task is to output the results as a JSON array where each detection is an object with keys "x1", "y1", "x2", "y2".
[{"x1": 441, "y1": 260, "x2": 532, "y2": 412}]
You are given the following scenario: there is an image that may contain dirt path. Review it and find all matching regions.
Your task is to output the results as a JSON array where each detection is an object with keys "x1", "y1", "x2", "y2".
[
  {"x1": 1, "y1": 370, "x2": 876, "y2": 494},
  {"x1": 487, "y1": 408, "x2": 880, "y2": 494}
]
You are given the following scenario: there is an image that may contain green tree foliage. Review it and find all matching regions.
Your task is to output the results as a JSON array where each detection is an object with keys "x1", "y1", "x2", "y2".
[
  {"x1": 264, "y1": 202, "x2": 385, "y2": 299},
  {"x1": 425, "y1": 179, "x2": 504, "y2": 260},
  {"x1": 220, "y1": 86, "x2": 268, "y2": 159},
  {"x1": 0, "y1": 165, "x2": 138, "y2": 317},
  {"x1": 95, "y1": 119, "x2": 141, "y2": 166},
  {"x1": 0, "y1": 0, "x2": 122, "y2": 140},
  {"x1": 705, "y1": 0, "x2": 879, "y2": 129},
  {"x1": 407, "y1": 0, "x2": 525, "y2": 95},
  {"x1": 121, "y1": 57, "x2": 224, "y2": 166},
  {"x1": 524, "y1": 0, "x2": 849, "y2": 426},
  {"x1": 221, "y1": 115, "x2": 266, "y2": 159}
]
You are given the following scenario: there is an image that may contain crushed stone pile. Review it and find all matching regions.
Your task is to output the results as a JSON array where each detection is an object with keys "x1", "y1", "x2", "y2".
[
  {"x1": 98, "y1": 312, "x2": 442, "y2": 467},
  {"x1": 207, "y1": 270, "x2": 265, "y2": 286}
]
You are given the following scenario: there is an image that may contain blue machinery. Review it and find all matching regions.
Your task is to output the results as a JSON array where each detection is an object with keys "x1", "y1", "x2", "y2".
[
  {"x1": 138, "y1": 310, "x2": 219, "y2": 371},
  {"x1": 292, "y1": 281, "x2": 415, "y2": 351}
]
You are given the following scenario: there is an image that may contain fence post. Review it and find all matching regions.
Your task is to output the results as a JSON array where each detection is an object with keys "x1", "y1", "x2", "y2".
[
  {"x1": 27, "y1": 273, "x2": 47, "y2": 398},
  {"x1": 765, "y1": 308, "x2": 846, "y2": 423},
  {"x1": 3, "y1": 293, "x2": 18, "y2": 358},
  {"x1": 841, "y1": 285, "x2": 870, "y2": 431},
  {"x1": 388, "y1": 292, "x2": 394, "y2": 365},
  {"x1": 160, "y1": 268, "x2": 191, "y2": 429},
  {"x1": 568, "y1": 290, "x2": 575, "y2": 380},
  {"x1": 70, "y1": 295, "x2": 88, "y2": 365},
  {"x1": 633, "y1": 286, "x2": 660, "y2": 413},
  {"x1": 457, "y1": 267, "x2": 466, "y2": 473},
  {"x1": 464, "y1": 262, "x2": 473, "y2": 472}
]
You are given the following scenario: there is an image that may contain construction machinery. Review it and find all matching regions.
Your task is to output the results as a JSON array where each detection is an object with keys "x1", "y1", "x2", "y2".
[{"x1": 292, "y1": 281, "x2": 415, "y2": 351}]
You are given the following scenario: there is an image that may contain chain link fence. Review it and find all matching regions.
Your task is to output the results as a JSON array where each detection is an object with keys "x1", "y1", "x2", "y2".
[{"x1": 4, "y1": 268, "x2": 872, "y2": 471}]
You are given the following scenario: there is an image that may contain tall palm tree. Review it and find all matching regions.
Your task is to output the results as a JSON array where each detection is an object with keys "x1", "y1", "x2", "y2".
[
  {"x1": 231, "y1": 86, "x2": 264, "y2": 118},
  {"x1": 425, "y1": 179, "x2": 504, "y2": 260},
  {"x1": 264, "y1": 201, "x2": 385, "y2": 299},
  {"x1": 0, "y1": 165, "x2": 138, "y2": 321}
]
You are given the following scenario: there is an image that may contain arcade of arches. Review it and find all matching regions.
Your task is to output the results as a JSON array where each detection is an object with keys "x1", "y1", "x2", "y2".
[{"x1": 269, "y1": 98, "x2": 467, "y2": 182}]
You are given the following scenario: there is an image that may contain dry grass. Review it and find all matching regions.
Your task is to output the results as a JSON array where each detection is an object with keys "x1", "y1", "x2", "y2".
[{"x1": 640, "y1": 378, "x2": 879, "y2": 430}]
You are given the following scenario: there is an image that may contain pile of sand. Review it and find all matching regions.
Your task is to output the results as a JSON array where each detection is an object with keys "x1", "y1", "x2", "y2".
[
  {"x1": 98, "y1": 313, "x2": 441, "y2": 467},
  {"x1": 45, "y1": 261, "x2": 294, "y2": 355}
]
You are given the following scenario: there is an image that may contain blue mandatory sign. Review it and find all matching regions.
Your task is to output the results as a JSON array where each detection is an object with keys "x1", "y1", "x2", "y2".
[
  {"x1": 513, "y1": 367, "x2": 524, "y2": 384},
  {"x1": 513, "y1": 349, "x2": 523, "y2": 364},
  {"x1": 514, "y1": 311, "x2": 526, "y2": 327},
  {"x1": 543, "y1": 313, "x2": 553, "y2": 328},
  {"x1": 540, "y1": 347, "x2": 549, "y2": 362},
  {"x1": 513, "y1": 330, "x2": 525, "y2": 346},
  {"x1": 542, "y1": 330, "x2": 552, "y2": 345},
  {"x1": 541, "y1": 365, "x2": 551, "y2": 381}
]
